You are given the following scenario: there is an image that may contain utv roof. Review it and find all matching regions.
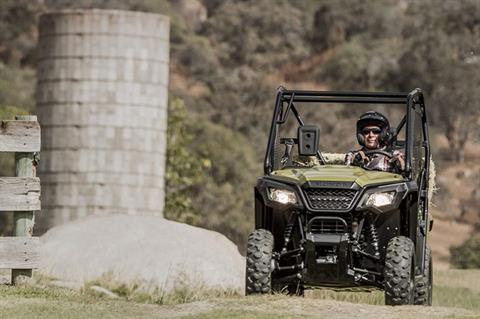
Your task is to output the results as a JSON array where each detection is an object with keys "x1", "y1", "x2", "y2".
[{"x1": 279, "y1": 89, "x2": 422, "y2": 105}]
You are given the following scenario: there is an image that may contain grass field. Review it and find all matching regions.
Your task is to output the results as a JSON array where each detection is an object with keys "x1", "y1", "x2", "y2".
[{"x1": 0, "y1": 269, "x2": 479, "y2": 319}]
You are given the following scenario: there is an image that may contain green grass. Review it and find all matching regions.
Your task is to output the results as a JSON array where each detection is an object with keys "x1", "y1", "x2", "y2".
[{"x1": 0, "y1": 270, "x2": 479, "y2": 318}]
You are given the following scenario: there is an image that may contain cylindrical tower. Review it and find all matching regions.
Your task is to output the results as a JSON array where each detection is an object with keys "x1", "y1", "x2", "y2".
[{"x1": 36, "y1": 10, "x2": 170, "y2": 231}]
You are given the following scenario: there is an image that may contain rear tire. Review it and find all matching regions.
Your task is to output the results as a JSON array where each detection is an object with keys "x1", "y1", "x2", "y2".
[
  {"x1": 414, "y1": 247, "x2": 433, "y2": 305},
  {"x1": 245, "y1": 229, "x2": 274, "y2": 295},
  {"x1": 384, "y1": 236, "x2": 415, "y2": 305}
]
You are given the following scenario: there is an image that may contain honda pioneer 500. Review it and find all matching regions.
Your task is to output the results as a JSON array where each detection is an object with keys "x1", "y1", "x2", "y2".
[{"x1": 246, "y1": 88, "x2": 433, "y2": 305}]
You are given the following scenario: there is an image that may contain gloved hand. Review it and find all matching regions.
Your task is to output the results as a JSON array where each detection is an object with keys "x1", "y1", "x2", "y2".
[
  {"x1": 389, "y1": 154, "x2": 405, "y2": 172},
  {"x1": 352, "y1": 153, "x2": 363, "y2": 165},
  {"x1": 353, "y1": 152, "x2": 370, "y2": 166}
]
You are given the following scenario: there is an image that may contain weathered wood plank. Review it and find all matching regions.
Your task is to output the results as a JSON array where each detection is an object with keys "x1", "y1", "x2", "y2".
[
  {"x1": 0, "y1": 177, "x2": 41, "y2": 211},
  {"x1": 0, "y1": 237, "x2": 39, "y2": 269},
  {"x1": 0, "y1": 120, "x2": 41, "y2": 152},
  {"x1": 12, "y1": 117, "x2": 38, "y2": 282}
]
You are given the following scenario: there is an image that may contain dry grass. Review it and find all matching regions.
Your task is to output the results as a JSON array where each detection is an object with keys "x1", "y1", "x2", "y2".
[
  {"x1": 307, "y1": 288, "x2": 384, "y2": 305},
  {"x1": 434, "y1": 269, "x2": 480, "y2": 294},
  {"x1": 0, "y1": 269, "x2": 479, "y2": 319},
  {"x1": 83, "y1": 272, "x2": 240, "y2": 305}
]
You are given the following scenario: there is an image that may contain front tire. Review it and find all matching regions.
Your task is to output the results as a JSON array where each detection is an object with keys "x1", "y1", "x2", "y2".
[
  {"x1": 384, "y1": 236, "x2": 415, "y2": 305},
  {"x1": 245, "y1": 229, "x2": 274, "y2": 295}
]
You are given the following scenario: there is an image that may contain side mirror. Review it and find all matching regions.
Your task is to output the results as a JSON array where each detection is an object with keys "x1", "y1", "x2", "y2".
[{"x1": 298, "y1": 125, "x2": 320, "y2": 156}]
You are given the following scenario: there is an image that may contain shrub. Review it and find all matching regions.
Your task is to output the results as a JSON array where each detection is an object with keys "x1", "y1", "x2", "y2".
[
  {"x1": 450, "y1": 237, "x2": 480, "y2": 269},
  {"x1": 164, "y1": 98, "x2": 208, "y2": 224}
]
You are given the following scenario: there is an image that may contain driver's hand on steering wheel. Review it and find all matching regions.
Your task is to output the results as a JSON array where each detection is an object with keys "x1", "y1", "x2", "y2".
[
  {"x1": 353, "y1": 152, "x2": 369, "y2": 166},
  {"x1": 389, "y1": 153, "x2": 406, "y2": 171}
]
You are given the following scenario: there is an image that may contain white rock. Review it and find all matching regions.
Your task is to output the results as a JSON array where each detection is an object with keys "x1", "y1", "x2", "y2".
[
  {"x1": 90, "y1": 285, "x2": 119, "y2": 298},
  {"x1": 39, "y1": 214, "x2": 245, "y2": 292}
]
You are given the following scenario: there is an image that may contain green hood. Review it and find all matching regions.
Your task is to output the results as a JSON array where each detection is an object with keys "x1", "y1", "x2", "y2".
[{"x1": 270, "y1": 165, "x2": 404, "y2": 188}]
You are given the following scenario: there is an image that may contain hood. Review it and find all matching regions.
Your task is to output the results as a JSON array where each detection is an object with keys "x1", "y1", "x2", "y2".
[{"x1": 270, "y1": 165, "x2": 404, "y2": 188}]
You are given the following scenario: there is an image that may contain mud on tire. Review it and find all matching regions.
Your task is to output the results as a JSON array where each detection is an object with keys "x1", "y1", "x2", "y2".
[
  {"x1": 414, "y1": 247, "x2": 432, "y2": 305},
  {"x1": 384, "y1": 236, "x2": 415, "y2": 305},
  {"x1": 245, "y1": 229, "x2": 274, "y2": 295}
]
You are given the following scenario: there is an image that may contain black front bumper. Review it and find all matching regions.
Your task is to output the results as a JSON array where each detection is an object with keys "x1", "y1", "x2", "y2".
[{"x1": 302, "y1": 229, "x2": 358, "y2": 287}]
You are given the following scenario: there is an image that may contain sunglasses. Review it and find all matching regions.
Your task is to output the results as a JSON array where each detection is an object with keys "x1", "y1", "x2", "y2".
[{"x1": 362, "y1": 127, "x2": 382, "y2": 135}]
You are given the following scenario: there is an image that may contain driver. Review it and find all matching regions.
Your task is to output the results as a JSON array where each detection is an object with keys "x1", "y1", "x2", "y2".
[{"x1": 345, "y1": 111, "x2": 405, "y2": 173}]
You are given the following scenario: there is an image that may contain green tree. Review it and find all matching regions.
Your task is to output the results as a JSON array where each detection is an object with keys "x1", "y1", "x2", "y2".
[
  {"x1": 316, "y1": 40, "x2": 400, "y2": 91},
  {"x1": 0, "y1": 0, "x2": 43, "y2": 65},
  {"x1": 393, "y1": 0, "x2": 480, "y2": 162},
  {"x1": 450, "y1": 237, "x2": 480, "y2": 269},
  {"x1": 165, "y1": 99, "x2": 260, "y2": 248},
  {"x1": 434, "y1": 65, "x2": 480, "y2": 162},
  {"x1": 188, "y1": 120, "x2": 259, "y2": 249},
  {"x1": 311, "y1": 0, "x2": 404, "y2": 53},
  {"x1": 202, "y1": 0, "x2": 310, "y2": 69},
  {"x1": 164, "y1": 98, "x2": 207, "y2": 224}
]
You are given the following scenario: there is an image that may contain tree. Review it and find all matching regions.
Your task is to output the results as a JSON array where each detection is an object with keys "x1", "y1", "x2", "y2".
[
  {"x1": 187, "y1": 119, "x2": 259, "y2": 249},
  {"x1": 202, "y1": 0, "x2": 310, "y2": 69},
  {"x1": 311, "y1": 0, "x2": 404, "y2": 53},
  {"x1": 435, "y1": 65, "x2": 480, "y2": 162},
  {"x1": 0, "y1": 0, "x2": 43, "y2": 65},
  {"x1": 316, "y1": 40, "x2": 400, "y2": 91},
  {"x1": 164, "y1": 98, "x2": 207, "y2": 224},
  {"x1": 393, "y1": 0, "x2": 480, "y2": 162}
]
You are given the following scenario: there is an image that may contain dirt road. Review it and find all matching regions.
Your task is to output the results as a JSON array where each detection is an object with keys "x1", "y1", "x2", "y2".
[
  {"x1": 2, "y1": 269, "x2": 479, "y2": 319},
  {"x1": 162, "y1": 296, "x2": 476, "y2": 319},
  {"x1": 0, "y1": 294, "x2": 474, "y2": 319}
]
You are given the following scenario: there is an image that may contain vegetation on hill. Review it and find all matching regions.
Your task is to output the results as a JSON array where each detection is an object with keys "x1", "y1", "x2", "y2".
[{"x1": 0, "y1": 0, "x2": 479, "y2": 255}]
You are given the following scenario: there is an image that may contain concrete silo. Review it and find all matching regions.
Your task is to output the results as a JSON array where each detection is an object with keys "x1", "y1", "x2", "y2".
[{"x1": 36, "y1": 10, "x2": 170, "y2": 231}]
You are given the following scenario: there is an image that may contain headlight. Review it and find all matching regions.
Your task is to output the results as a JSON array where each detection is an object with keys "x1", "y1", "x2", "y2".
[
  {"x1": 268, "y1": 188, "x2": 297, "y2": 205},
  {"x1": 366, "y1": 192, "x2": 395, "y2": 207},
  {"x1": 356, "y1": 183, "x2": 409, "y2": 213}
]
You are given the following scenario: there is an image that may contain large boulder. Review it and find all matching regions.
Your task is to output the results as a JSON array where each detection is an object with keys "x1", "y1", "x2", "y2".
[{"x1": 39, "y1": 214, "x2": 245, "y2": 292}]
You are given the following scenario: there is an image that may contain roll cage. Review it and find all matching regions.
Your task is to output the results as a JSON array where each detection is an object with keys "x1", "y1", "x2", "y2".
[
  {"x1": 263, "y1": 88, "x2": 432, "y2": 271},
  {"x1": 264, "y1": 88, "x2": 430, "y2": 176}
]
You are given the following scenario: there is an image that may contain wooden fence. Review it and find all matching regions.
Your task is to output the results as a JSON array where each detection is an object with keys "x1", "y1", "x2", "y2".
[{"x1": 0, "y1": 115, "x2": 40, "y2": 284}]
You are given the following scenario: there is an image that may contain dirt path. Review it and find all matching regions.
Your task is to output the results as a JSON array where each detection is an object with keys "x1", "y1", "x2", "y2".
[
  {"x1": 0, "y1": 294, "x2": 473, "y2": 319},
  {"x1": 158, "y1": 296, "x2": 474, "y2": 319}
]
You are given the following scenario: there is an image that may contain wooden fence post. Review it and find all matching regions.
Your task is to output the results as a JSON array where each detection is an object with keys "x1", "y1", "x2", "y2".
[{"x1": 11, "y1": 115, "x2": 37, "y2": 284}]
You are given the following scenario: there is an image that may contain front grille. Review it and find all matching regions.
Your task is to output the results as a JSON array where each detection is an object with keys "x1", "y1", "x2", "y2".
[
  {"x1": 308, "y1": 217, "x2": 349, "y2": 234},
  {"x1": 304, "y1": 188, "x2": 357, "y2": 210}
]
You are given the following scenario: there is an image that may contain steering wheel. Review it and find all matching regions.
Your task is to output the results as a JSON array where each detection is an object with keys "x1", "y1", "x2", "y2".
[{"x1": 363, "y1": 149, "x2": 394, "y2": 158}]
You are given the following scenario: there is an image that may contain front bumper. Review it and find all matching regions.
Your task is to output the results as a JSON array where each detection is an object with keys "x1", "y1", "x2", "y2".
[{"x1": 303, "y1": 232, "x2": 356, "y2": 286}]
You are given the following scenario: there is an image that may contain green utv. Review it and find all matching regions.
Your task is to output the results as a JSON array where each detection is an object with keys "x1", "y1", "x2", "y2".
[{"x1": 246, "y1": 88, "x2": 433, "y2": 306}]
